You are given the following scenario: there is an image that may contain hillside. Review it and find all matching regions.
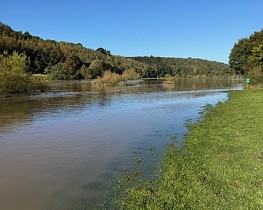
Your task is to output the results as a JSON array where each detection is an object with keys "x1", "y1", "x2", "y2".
[
  {"x1": 0, "y1": 22, "x2": 233, "y2": 79},
  {"x1": 0, "y1": 22, "x2": 146, "y2": 79},
  {"x1": 129, "y1": 56, "x2": 233, "y2": 77}
]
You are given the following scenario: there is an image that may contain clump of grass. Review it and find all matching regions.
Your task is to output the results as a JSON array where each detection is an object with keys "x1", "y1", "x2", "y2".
[
  {"x1": 120, "y1": 90, "x2": 263, "y2": 209},
  {"x1": 133, "y1": 158, "x2": 143, "y2": 164}
]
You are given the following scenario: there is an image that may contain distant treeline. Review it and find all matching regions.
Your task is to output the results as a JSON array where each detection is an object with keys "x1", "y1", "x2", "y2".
[
  {"x1": 0, "y1": 22, "x2": 234, "y2": 79},
  {"x1": 128, "y1": 56, "x2": 234, "y2": 77}
]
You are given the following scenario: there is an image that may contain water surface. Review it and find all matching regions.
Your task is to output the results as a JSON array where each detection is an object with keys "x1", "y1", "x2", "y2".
[{"x1": 0, "y1": 78, "x2": 242, "y2": 210}]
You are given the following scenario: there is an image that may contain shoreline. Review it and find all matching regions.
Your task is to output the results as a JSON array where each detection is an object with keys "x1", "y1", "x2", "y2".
[{"x1": 119, "y1": 89, "x2": 263, "y2": 209}]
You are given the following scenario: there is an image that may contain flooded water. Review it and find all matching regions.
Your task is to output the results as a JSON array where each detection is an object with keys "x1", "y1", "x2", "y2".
[{"x1": 0, "y1": 78, "x2": 242, "y2": 210}]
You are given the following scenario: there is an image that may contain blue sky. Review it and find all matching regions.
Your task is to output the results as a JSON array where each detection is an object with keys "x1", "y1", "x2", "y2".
[{"x1": 1, "y1": 0, "x2": 263, "y2": 63}]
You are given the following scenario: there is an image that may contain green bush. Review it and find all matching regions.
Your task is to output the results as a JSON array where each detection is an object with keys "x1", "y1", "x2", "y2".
[
  {"x1": 45, "y1": 62, "x2": 72, "y2": 80},
  {"x1": 0, "y1": 51, "x2": 49, "y2": 93}
]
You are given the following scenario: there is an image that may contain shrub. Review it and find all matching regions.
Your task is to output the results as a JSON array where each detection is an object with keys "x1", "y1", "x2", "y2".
[
  {"x1": 92, "y1": 70, "x2": 122, "y2": 87},
  {"x1": 122, "y1": 68, "x2": 139, "y2": 80},
  {"x1": 45, "y1": 62, "x2": 72, "y2": 80},
  {"x1": 0, "y1": 51, "x2": 49, "y2": 93}
]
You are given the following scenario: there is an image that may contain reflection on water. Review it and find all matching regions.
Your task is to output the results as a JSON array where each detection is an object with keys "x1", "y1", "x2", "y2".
[
  {"x1": 0, "y1": 78, "x2": 241, "y2": 130},
  {"x1": 0, "y1": 79, "x2": 242, "y2": 210}
]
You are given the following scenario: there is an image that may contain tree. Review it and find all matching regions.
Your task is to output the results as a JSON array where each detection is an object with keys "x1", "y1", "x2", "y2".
[
  {"x1": 45, "y1": 62, "x2": 72, "y2": 80},
  {"x1": 229, "y1": 29, "x2": 263, "y2": 78},
  {"x1": 246, "y1": 44, "x2": 263, "y2": 84},
  {"x1": 87, "y1": 60, "x2": 104, "y2": 78},
  {"x1": 0, "y1": 51, "x2": 49, "y2": 93},
  {"x1": 249, "y1": 44, "x2": 263, "y2": 67},
  {"x1": 96, "y1": 48, "x2": 111, "y2": 56},
  {"x1": 246, "y1": 66, "x2": 263, "y2": 84},
  {"x1": 229, "y1": 38, "x2": 252, "y2": 75},
  {"x1": 0, "y1": 51, "x2": 28, "y2": 73},
  {"x1": 79, "y1": 64, "x2": 92, "y2": 79}
]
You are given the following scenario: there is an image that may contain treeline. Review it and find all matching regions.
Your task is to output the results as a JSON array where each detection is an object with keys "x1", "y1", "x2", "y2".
[
  {"x1": 0, "y1": 22, "x2": 145, "y2": 80},
  {"x1": 229, "y1": 29, "x2": 263, "y2": 84},
  {"x1": 129, "y1": 56, "x2": 234, "y2": 78},
  {"x1": 0, "y1": 22, "x2": 234, "y2": 80}
]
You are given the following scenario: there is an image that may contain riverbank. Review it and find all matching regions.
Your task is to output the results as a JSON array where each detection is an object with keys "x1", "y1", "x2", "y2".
[{"x1": 120, "y1": 89, "x2": 263, "y2": 209}]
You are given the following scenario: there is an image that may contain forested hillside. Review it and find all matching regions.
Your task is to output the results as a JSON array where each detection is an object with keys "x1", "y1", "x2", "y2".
[
  {"x1": 229, "y1": 29, "x2": 263, "y2": 84},
  {"x1": 0, "y1": 22, "x2": 145, "y2": 79},
  {"x1": 0, "y1": 22, "x2": 233, "y2": 79},
  {"x1": 129, "y1": 56, "x2": 233, "y2": 78}
]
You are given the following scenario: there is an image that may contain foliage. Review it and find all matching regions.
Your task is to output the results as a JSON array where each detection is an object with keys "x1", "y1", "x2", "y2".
[
  {"x1": 130, "y1": 56, "x2": 233, "y2": 78},
  {"x1": 0, "y1": 22, "x2": 146, "y2": 79},
  {"x1": 92, "y1": 68, "x2": 140, "y2": 87},
  {"x1": 0, "y1": 51, "x2": 49, "y2": 93},
  {"x1": 246, "y1": 66, "x2": 263, "y2": 85},
  {"x1": 0, "y1": 22, "x2": 234, "y2": 80},
  {"x1": 119, "y1": 90, "x2": 263, "y2": 209},
  {"x1": 87, "y1": 60, "x2": 105, "y2": 79},
  {"x1": 229, "y1": 29, "x2": 263, "y2": 83},
  {"x1": 122, "y1": 68, "x2": 139, "y2": 80},
  {"x1": 96, "y1": 47, "x2": 111, "y2": 56},
  {"x1": 249, "y1": 44, "x2": 263, "y2": 66},
  {"x1": 79, "y1": 64, "x2": 92, "y2": 79},
  {"x1": 164, "y1": 74, "x2": 174, "y2": 82},
  {"x1": 45, "y1": 62, "x2": 72, "y2": 80},
  {"x1": 92, "y1": 71, "x2": 122, "y2": 87}
]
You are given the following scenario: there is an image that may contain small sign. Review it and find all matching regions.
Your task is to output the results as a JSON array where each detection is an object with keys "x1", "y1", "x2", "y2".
[{"x1": 245, "y1": 78, "x2": 251, "y2": 84}]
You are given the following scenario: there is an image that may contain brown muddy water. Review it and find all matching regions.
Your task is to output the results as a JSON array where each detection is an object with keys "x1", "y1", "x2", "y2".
[{"x1": 0, "y1": 78, "x2": 242, "y2": 210}]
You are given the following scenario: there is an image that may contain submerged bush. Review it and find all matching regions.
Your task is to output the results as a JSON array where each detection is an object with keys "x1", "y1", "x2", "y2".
[
  {"x1": 0, "y1": 51, "x2": 50, "y2": 93},
  {"x1": 92, "y1": 68, "x2": 140, "y2": 87},
  {"x1": 92, "y1": 70, "x2": 122, "y2": 87},
  {"x1": 122, "y1": 68, "x2": 139, "y2": 80}
]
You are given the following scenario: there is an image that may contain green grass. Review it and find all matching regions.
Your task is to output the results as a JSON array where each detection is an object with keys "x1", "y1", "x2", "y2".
[{"x1": 120, "y1": 90, "x2": 263, "y2": 209}]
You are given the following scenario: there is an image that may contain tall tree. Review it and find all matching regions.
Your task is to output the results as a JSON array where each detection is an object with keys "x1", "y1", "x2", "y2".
[{"x1": 229, "y1": 29, "x2": 263, "y2": 77}]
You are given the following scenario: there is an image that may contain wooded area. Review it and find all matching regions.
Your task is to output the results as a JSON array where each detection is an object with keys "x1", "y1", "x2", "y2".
[
  {"x1": 0, "y1": 22, "x2": 234, "y2": 80},
  {"x1": 229, "y1": 29, "x2": 263, "y2": 84}
]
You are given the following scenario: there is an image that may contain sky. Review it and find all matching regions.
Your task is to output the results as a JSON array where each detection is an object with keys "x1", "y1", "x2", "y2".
[{"x1": 1, "y1": 0, "x2": 263, "y2": 63}]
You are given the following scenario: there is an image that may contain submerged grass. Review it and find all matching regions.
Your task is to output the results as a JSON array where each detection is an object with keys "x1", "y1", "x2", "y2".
[{"x1": 120, "y1": 90, "x2": 263, "y2": 209}]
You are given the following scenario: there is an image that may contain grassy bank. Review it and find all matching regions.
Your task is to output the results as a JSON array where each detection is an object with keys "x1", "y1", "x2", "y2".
[{"x1": 120, "y1": 90, "x2": 263, "y2": 209}]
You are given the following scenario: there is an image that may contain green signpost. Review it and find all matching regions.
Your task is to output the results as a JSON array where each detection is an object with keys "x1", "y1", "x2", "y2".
[
  {"x1": 245, "y1": 78, "x2": 251, "y2": 89},
  {"x1": 245, "y1": 78, "x2": 251, "y2": 84}
]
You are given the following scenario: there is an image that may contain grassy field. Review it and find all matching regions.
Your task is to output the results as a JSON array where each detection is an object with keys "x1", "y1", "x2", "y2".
[{"x1": 120, "y1": 89, "x2": 263, "y2": 209}]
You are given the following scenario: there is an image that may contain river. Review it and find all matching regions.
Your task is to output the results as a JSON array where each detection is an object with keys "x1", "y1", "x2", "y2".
[{"x1": 0, "y1": 78, "x2": 242, "y2": 210}]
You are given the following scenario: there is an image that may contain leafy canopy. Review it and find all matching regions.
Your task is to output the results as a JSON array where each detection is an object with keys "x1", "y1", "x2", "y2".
[
  {"x1": 0, "y1": 51, "x2": 49, "y2": 93},
  {"x1": 229, "y1": 29, "x2": 263, "y2": 84}
]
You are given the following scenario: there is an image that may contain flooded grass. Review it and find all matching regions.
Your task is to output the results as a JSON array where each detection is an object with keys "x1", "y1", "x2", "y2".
[
  {"x1": 96, "y1": 143, "x2": 163, "y2": 209},
  {"x1": 119, "y1": 89, "x2": 263, "y2": 209}
]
